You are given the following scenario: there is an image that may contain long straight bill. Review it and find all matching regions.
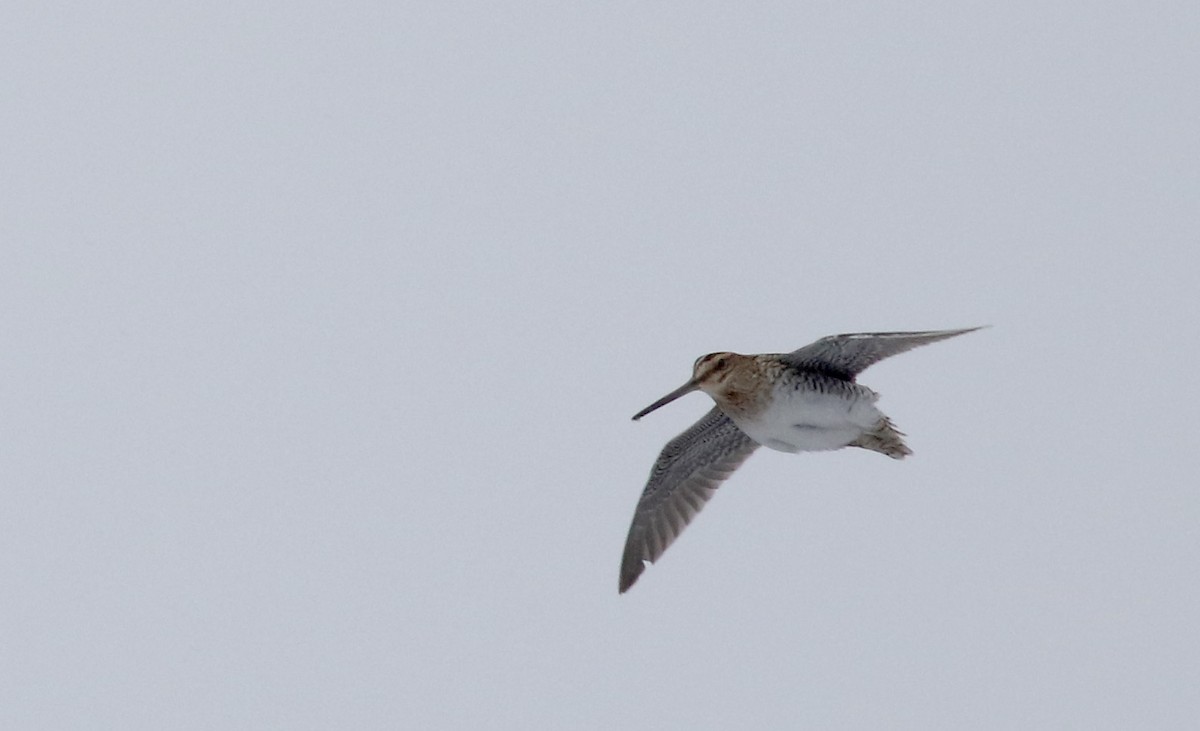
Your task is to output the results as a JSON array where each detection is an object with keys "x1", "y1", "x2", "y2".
[{"x1": 632, "y1": 381, "x2": 699, "y2": 421}]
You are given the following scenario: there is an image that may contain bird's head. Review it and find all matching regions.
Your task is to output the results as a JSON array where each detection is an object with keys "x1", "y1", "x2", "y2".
[
  {"x1": 691, "y1": 352, "x2": 738, "y2": 390},
  {"x1": 632, "y1": 351, "x2": 746, "y2": 420}
]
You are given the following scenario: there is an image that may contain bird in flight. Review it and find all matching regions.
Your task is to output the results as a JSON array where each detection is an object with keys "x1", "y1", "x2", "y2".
[{"x1": 620, "y1": 327, "x2": 982, "y2": 593}]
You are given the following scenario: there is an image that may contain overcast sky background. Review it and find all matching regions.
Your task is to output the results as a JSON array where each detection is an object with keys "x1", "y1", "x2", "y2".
[{"x1": 2, "y1": 2, "x2": 1198, "y2": 729}]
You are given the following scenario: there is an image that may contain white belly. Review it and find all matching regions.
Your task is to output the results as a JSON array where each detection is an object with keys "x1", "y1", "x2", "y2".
[{"x1": 732, "y1": 386, "x2": 883, "y2": 453}]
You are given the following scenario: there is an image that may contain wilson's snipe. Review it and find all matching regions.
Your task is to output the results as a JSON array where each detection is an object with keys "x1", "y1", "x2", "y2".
[{"x1": 620, "y1": 327, "x2": 982, "y2": 593}]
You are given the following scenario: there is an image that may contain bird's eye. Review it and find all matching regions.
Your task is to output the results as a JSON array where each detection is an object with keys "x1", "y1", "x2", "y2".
[{"x1": 714, "y1": 357, "x2": 728, "y2": 370}]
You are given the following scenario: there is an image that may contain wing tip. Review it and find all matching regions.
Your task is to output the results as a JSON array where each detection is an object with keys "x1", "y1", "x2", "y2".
[
  {"x1": 947, "y1": 324, "x2": 989, "y2": 335},
  {"x1": 618, "y1": 560, "x2": 646, "y2": 594}
]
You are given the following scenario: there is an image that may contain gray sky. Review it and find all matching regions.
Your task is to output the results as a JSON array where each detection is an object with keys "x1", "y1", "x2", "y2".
[{"x1": 2, "y1": 2, "x2": 1197, "y2": 729}]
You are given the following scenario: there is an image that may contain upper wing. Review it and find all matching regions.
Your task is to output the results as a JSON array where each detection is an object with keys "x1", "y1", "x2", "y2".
[
  {"x1": 619, "y1": 407, "x2": 758, "y2": 593},
  {"x1": 781, "y1": 327, "x2": 983, "y2": 380}
]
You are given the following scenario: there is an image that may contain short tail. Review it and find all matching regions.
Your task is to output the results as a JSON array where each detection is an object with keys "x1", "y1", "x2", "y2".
[{"x1": 852, "y1": 417, "x2": 912, "y2": 459}]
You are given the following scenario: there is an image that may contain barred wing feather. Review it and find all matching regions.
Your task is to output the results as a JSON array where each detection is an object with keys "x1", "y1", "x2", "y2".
[
  {"x1": 782, "y1": 327, "x2": 982, "y2": 380},
  {"x1": 619, "y1": 408, "x2": 758, "y2": 593}
]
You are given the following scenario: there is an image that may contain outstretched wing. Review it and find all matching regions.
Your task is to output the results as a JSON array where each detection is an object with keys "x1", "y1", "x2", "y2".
[
  {"x1": 620, "y1": 408, "x2": 758, "y2": 593},
  {"x1": 782, "y1": 327, "x2": 983, "y2": 380}
]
